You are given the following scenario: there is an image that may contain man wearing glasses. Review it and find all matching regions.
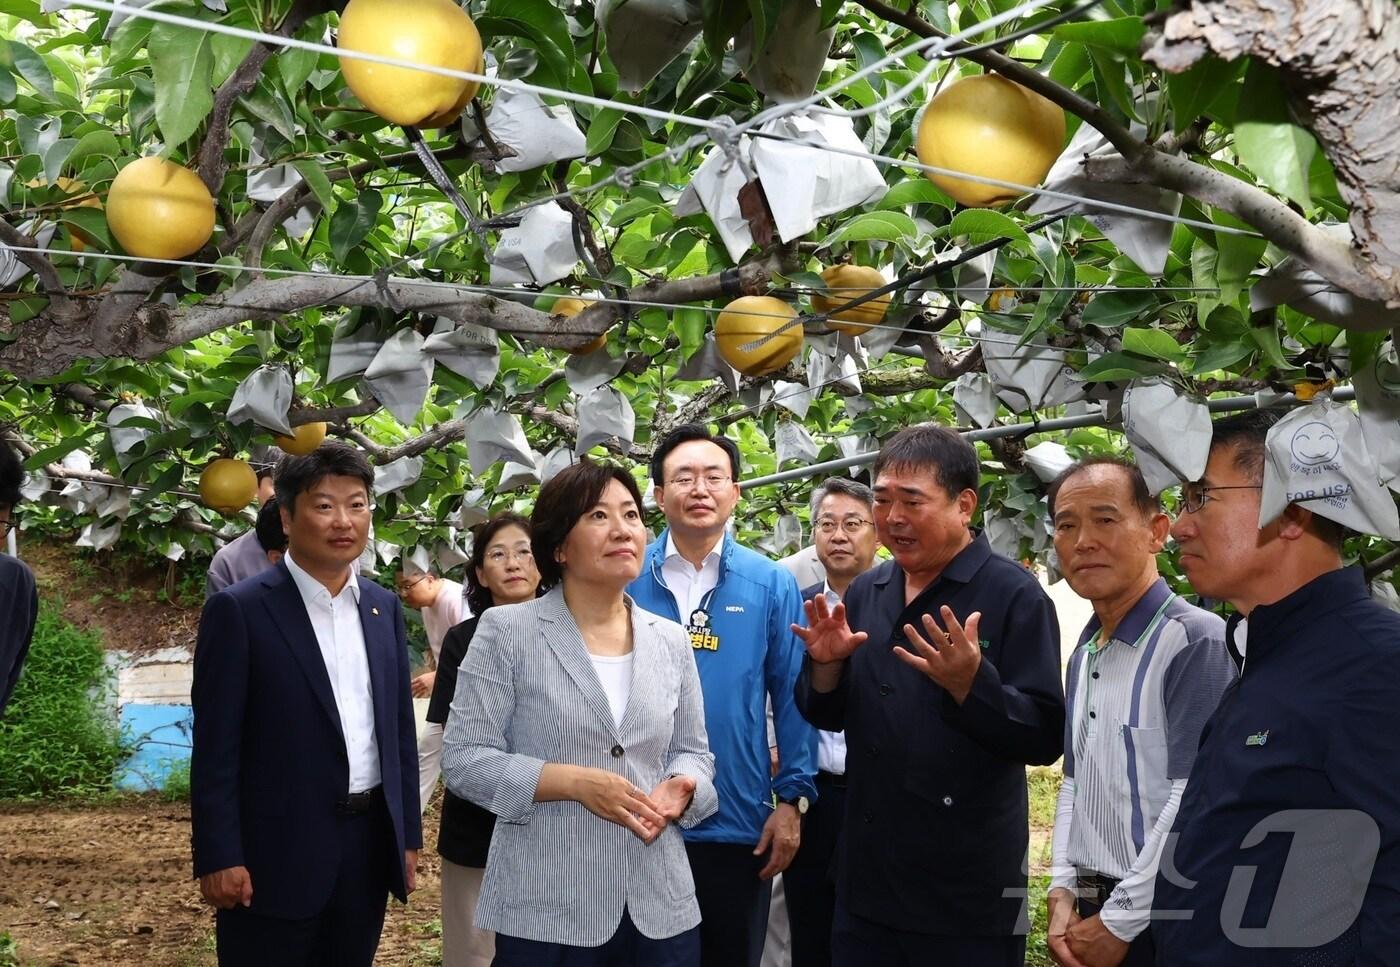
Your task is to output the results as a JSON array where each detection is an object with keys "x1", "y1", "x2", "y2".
[
  {"x1": 1043, "y1": 457, "x2": 1233, "y2": 967},
  {"x1": 0, "y1": 438, "x2": 37, "y2": 719},
  {"x1": 1153, "y1": 410, "x2": 1400, "y2": 965},
  {"x1": 793, "y1": 423, "x2": 1064, "y2": 966},
  {"x1": 395, "y1": 568, "x2": 467, "y2": 815},
  {"x1": 784, "y1": 477, "x2": 880, "y2": 967},
  {"x1": 630, "y1": 424, "x2": 818, "y2": 967}
]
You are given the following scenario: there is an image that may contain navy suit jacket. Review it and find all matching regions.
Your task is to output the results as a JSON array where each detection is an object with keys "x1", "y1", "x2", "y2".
[{"x1": 190, "y1": 560, "x2": 422, "y2": 919}]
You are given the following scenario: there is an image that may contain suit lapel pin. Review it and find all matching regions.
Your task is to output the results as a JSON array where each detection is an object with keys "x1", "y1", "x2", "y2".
[
  {"x1": 372, "y1": 607, "x2": 380, "y2": 615},
  {"x1": 1245, "y1": 729, "x2": 1270, "y2": 747}
]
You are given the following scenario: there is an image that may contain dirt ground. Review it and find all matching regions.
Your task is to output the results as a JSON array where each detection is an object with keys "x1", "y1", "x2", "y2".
[{"x1": 0, "y1": 796, "x2": 447, "y2": 966}]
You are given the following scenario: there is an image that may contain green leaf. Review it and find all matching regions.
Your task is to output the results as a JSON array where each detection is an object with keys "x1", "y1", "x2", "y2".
[
  {"x1": 1234, "y1": 60, "x2": 1317, "y2": 209},
  {"x1": 947, "y1": 208, "x2": 1028, "y2": 246},
  {"x1": 479, "y1": 0, "x2": 574, "y2": 89},
  {"x1": 1121, "y1": 326, "x2": 1186, "y2": 362},
  {"x1": 1051, "y1": 17, "x2": 1146, "y2": 55},
  {"x1": 291, "y1": 159, "x2": 336, "y2": 211},
  {"x1": 57, "y1": 207, "x2": 114, "y2": 252},
  {"x1": 1166, "y1": 56, "x2": 1243, "y2": 133},
  {"x1": 211, "y1": 32, "x2": 255, "y2": 87},
  {"x1": 1080, "y1": 290, "x2": 1155, "y2": 329},
  {"x1": 1248, "y1": 323, "x2": 1294, "y2": 373},
  {"x1": 0, "y1": 66, "x2": 16, "y2": 106},
  {"x1": 65, "y1": 129, "x2": 121, "y2": 170},
  {"x1": 744, "y1": 0, "x2": 786, "y2": 53},
  {"x1": 1213, "y1": 223, "x2": 1267, "y2": 305},
  {"x1": 42, "y1": 137, "x2": 77, "y2": 184},
  {"x1": 1189, "y1": 338, "x2": 1253, "y2": 374},
  {"x1": 149, "y1": 21, "x2": 215, "y2": 148},
  {"x1": 108, "y1": 16, "x2": 153, "y2": 63},
  {"x1": 876, "y1": 178, "x2": 952, "y2": 211},
  {"x1": 702, "y1": 0, "x2": 751, "y2": 59},
  {"x1": 675, "y1": 307, "x2": 707, "y2": 359},
  {"x1": 131, "y1": 463, "x2": 185, "y2": 508},
  {"x1": 239, "y1": 79, "x2": 298, "y2": 142},
  {"x1": 1077, "y1": 351, "x2": 1170, "y2": 383},
  {"x1": 1088, "y1": 47, "x2": 1136, "y2": 121},
  {"x1": 329, "y1": 189, "x2": 383, "y2": 262},
  {"x1": 826, "y1": 211, "x2": 919, "y2": 245},
  {"x1": 585, "y1": 108, "x2": 625, "y2": 157},
  {"x1": 277, "y1": 45, "x2": 318, "y2": 100},
  {"x1": 3, "y1": 40, "x2": 54, "y2": 100}
]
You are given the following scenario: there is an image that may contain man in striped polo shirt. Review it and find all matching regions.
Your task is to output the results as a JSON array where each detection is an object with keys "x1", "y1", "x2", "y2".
[{"x1": 1044, "y1": 457, "x2": 1235, "y2": 967}]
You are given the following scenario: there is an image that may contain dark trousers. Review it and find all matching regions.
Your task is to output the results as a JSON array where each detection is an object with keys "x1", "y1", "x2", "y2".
[
  {"x1": 685, "y1": 840, "x2": 773, "y2": 967},
  {"x1": 1077, "y1": 895, "x2": 1156, "y2": 967},
  {"x1": 214, "y1": 796, "x2": 392, "y2": 967},
  {"x1": 831, "y1": 901, "x2": 1026, "y2": 967},
  {"x1": 784, "y1": 772, "x2": 846, "y2": 967},
  {"x1": 492, "y1": 909, "x2": 699, "y2": 966}
]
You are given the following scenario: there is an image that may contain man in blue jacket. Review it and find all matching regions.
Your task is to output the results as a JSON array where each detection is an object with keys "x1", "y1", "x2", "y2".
[{"x1": 630, "y1": 424, "x2": 818, "y2": 967}]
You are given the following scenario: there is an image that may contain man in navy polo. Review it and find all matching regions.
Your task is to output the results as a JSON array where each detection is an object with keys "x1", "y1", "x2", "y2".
[
  {"x1": 1154, "y1": 409, "x2": 1400, "y2": 964},
  {"x1": 794, "y1": 423, "x2": 1064, "y2": 966}
]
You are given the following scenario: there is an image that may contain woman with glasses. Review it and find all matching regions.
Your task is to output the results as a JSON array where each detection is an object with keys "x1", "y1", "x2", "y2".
[
  {"x1": 427, "y1": 512, "x2": 541, "y2": 967},
  {"x1": 442, "y1": 460, "x2": 717, "y2": 966}
]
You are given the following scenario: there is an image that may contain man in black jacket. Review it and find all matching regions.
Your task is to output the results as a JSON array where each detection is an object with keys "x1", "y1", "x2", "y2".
[
  {"x1": 794, "y1": 424, "x2": 1065, "y2": 966},
  {"x1": 0, "y1": 439, "x2": 36, "y2": 719}
]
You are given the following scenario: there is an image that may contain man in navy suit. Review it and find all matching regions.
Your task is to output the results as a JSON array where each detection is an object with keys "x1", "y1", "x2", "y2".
[{"x1": 191, "y1": 442, "x2": 421, "y2": 965}]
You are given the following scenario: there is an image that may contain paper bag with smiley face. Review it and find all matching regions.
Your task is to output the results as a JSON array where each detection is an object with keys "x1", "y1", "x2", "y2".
[{"x1": 1260, "y1": 398, "x2": 1400, "y2": 539}]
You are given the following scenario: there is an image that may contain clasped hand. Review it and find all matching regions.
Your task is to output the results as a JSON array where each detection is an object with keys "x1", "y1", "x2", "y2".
[{"x1": 572, "y1": 768, "x2": 695, "y2": 844}]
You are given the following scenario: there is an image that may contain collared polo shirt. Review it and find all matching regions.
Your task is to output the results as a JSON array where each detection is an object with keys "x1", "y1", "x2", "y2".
[
  {"x1": 1062, "y1": 578, "x2": 1233, "y2": 879},
  {"x1": 795, "y1": 531, "x2": 1065, "y2": 936},
  {"x1": 1154, "y1": 567, "x2": 1400, "y2": 965}
]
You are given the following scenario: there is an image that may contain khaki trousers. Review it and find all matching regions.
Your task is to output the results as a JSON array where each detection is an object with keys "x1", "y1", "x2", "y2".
[{"x1": 441, "y1": 859, "x2": 495, "y2": 967}]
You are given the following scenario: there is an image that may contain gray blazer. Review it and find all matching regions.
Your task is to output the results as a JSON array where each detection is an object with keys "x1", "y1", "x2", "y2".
[{"x1": 441, "y1": 587, "x2": 718, "y2": 946}]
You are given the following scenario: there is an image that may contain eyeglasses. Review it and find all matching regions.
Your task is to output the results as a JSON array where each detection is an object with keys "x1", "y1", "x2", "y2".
[
  {"x1": 814, "y1": 517, "x2": 873, "y2": 536},
  {"x1": 486, "y1": 547, "x2": 534, "y2": 565},
  {"x1": 395, "y1": 575, "x2": 429, "y2": 595},
  {"x1": 666, "y1": 473, "x2": 733, "y2": 491},
  {"x1": 1179, "y1": 482, "x2": 1262, "y2": 514}
]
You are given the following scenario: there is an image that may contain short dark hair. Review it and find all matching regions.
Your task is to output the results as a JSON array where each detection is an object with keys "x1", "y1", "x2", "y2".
[
  {"x1": 254, "y1": 497, "x2": 287, "y2": 553},
  {"x1": 0, "y1": 438, "x2": 22, "y2": 508},
  {"x1": 810, "y1": 477, "x2": 874, "y2": 518},
  {"x1": 1046, "y1": 456, "x2": 1161, "y2": 519},
  {"x1": 466, "y1": 512, "x2": 534, "y2": 615},
  {"x1": 532, "y1": 460, "x2": 645, "y2": 590},
  {"x1": 871, "y1": 423, "x2": 979, "y2": 498},
  {"x1": 1209, "y1": 408, "x2": 1347, "y2": 549},
  {"x1": 650, "y1": 424, "x2": 741, "y2": 487},
  {"x1": 273, "y1": 442, "x2": 374, "y2": 517}
]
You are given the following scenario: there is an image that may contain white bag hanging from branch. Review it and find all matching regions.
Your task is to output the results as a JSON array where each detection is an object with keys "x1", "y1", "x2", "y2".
[
  {"x1": 498, "y1": 453, "x2": 541, "y2": 490},
  {"x1": 735, "y1": 0, "x2": 834, "y2": 103},
  {"x1": 952, "y1": 372, "x2": 999, "y2": 429},
  {"x1": 1121, "y1": 379, "x2": 1212, "y2": 495},
  {"x1": 763, "y1": 513, "x2": 804, "y2": 557},
  {"x1": 464, "y1": 408, "x2": 535, "y2": 475},
  {"x1": 95, "y1": 487, "x2": 132, "y2": 520},
  {"x1": 1028, "y1": 123, "x2": 1181, "y2": 277},
  {"x1": 838, "y1": 434, "x2": 877, "y2": 474},
  {"x1": 483, "y1": 89, "x2": 587, "y2": 174},
  {"x1": 538, "y1": 446, "x2": 577, "y2": 485},
  {"x1": 1250, "y1": 223, "x2": 1400, "y2": 330},
  {"x1": 435, "y1": 540, "x2": 471, "y2": 572},
  {"x1": 1041, "y1": 362, "x2": 1089, "y2": 408},
  {"x1": 1260, "y1": 397, "x2": 1400, "y2": 539},
  {"x1": 676, "y1": 333, "x2": 742, "y2": 392},
  {"x1": 565, "y1": 343, "x2": 626, "y2": 396},
  {"x1": 401, "y1": 544, "x2": 433, "y2": 577},
  {"x1": 76, "y1": 519, "x2": 122, "y2": 551},
  {"x1": 373, "y1": 455, "x2": 424, "y2": 496},
  {"x1": 364, "y1": 328, "x2": 434, "y2": 425},
  {"x1": 980, "y1": 326, "x2": 1065, "y2": 411},
  {"x1": 20, "y1": 471, "x2": 49, "y2": 502},
  {"x1": 738, "y1": 382, "x2": 774, "y2": 410},
  {"x1": 423, "y1": 318, "x2": 501, "y2": 391},
  {"x1": 227, "y1": 365, "x2": 294, "y2": 435},
  {"x1": 575, "y1": 385, "x2": 636, "y2": 455},
  {"x1": 1023, "y1": 441, "x2": 1074, "y2": 483},
  {"x1": 107, "y1": 401, "x2": 158, "y2": 469},
  {"x1": 596, "y1": 0, "x2": 702, "y2": 92},
  {"x1": 164, "y1": 541, "x2": 187, "y2": 563},
  {"x1": 0, "y1": 220, "x2": 56, "y2": 286},
  {"x1": 674, "y1": 139, "x2": 755, "y2": 263},
  {"x1": 984, "y1": 513, "x2": 1021, "y2": 560},
  {"x1": 327, "y1": 316, "x2": 383, "y2": 383},
  {"x1": 772, "y1": 380, "x2": 814, "y2": 418},
  {"x1": 458, "y1": 488, "x2": 491, "y2": 528},
  {"x1": 1352, "y1": 343, "x2": 1400, "y2": 492},
  {"x1": 246, "y1": 141, "x2": 316, "y2": 237},
  {"x1": 776, "y1": 420, "x2": 820, "y2": 465},
  {"x1": 488, "y1": 201, "x2": 582, "y2": 286},
  {"x1": 953, "y1": 251, "x2": 996, "y2": 305},
  {"x1": 750, "y1": 114, "x2": 885, "y2": 240},
  {"x1": 856, "y1": 304, "x2": 911, "y2": 362}
]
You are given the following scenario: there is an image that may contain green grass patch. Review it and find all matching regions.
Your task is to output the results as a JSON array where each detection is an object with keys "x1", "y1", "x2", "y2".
[{"x1": 0, "y1": 603, "x2": 129, "y2": 801}]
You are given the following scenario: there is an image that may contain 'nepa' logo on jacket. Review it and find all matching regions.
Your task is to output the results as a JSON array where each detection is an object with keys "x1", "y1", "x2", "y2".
[{"x1": 725, "y1": 605, "x2": 745, "y2": 613}]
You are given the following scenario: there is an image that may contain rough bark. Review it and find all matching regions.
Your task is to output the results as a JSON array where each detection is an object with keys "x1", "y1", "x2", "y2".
[{"x1": 1145, "y1": 0, "x2": 1400, "y2": 303}]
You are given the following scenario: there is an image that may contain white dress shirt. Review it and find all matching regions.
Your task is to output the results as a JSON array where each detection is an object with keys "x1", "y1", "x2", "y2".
[
  {"x1": 285, "y1": 551, "x2": 381, "y2": 793},
  {"x1": 660, "y1": 533, "x2": 724, "y2": 620},
  {"x1": 816, "y1": 582, "x2": 847, "y2": 775}
]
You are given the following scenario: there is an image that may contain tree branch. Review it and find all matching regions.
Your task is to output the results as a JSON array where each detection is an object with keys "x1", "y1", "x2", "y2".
[{"x1": 0, "y1": 218, "x2": 71, "y2": 309}]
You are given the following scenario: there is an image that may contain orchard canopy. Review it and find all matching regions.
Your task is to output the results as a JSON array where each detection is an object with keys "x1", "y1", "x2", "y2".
[{"x1": 2, "y1": 0, "x2": 1400, "y2": 583}]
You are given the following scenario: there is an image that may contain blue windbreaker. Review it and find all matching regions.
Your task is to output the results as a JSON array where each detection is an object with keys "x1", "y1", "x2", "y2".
[{"x1": 628, "y1": 530, "x2": 818, "y2": 845}]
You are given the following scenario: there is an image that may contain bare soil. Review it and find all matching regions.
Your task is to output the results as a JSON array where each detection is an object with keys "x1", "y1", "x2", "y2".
[{"x1": 0, "y1": 796, "x2": 446, "y2": 966}]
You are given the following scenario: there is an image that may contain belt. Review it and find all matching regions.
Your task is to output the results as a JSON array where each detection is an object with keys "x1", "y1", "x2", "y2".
[
  {"x1": 817, "y1": 770, "x2": 847, "y2": 789},
  {"x1": 336, "y1": 785, "x2": 384, "y2": 817},
  {"x1": 1075, "y1": 869, "x2": 1121, "y2": 906}
]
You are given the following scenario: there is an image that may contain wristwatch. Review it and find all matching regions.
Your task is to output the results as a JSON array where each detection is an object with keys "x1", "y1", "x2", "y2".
[{"x1": 778, "y1": 794, "x2": 810, "y2": 815}]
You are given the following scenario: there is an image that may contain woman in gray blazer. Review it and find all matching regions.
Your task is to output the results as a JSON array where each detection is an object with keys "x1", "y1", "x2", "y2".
[{"x1": 442, "y1": 460, "x2": 717, "y2": 965}]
